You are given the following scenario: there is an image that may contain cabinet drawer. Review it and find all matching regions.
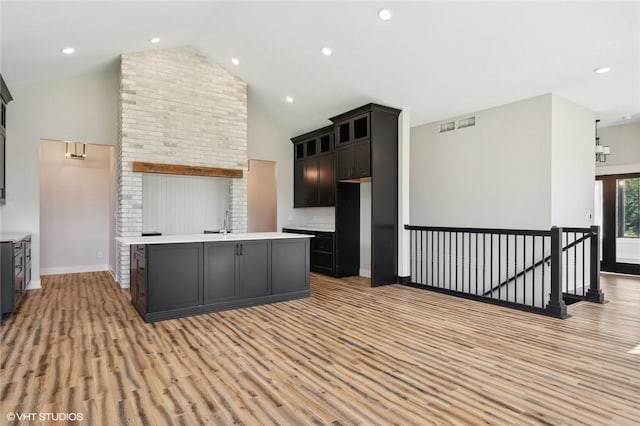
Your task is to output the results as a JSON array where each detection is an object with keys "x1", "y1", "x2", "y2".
[
  {"x1": 311, "y1": 234, "x2": 334, "y2": 252},
  {"x1": 311, "y1": 251, "x2": 334, "y2": 270}
]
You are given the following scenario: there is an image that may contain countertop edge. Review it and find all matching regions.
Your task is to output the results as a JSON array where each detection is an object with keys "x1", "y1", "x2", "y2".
[{"x1": 116, "y1": 232, "x2": 313, "y2": 245}]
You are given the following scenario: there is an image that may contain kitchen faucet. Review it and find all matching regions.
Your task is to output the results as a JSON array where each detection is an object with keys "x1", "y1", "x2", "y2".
[{"x1": 222, "y1": 210, "x2": 229, "y2": 235}]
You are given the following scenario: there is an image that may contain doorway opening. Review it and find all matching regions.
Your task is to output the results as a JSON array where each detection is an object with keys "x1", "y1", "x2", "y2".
[
  {"x1": 595, "y1": 173, "x2": 640, "y2": 275},
  {"x1": 39, "y1": 139, "x2": 116, "y2": 277}
]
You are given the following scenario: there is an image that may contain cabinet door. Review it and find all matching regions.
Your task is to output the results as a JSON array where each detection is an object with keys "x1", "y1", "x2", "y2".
[
  {"x1": 317, "y1": 155, "x2": 335, "y2": 206},
  {"x1": 203, "y1": 241, "x2": 238, "y2": 304},
  {"x1": 0, "y1": 132, "x2": 5, "y2": 203},
  {"x1": 336, "y1": 147, "x2": 354, "y2": 180},
  {"x1": 353, "y1": 141, "x2": 371, "y2": 178},
  {"x1": 136, "y1": 251, "x2": 147, "y2": 312},
  {"x1": 147, "y1": 243, "x2": 202, "y2": 312},
  {"x1": 351, "y1": 113, "x2": 370, "y2": 143},
  {"x1": 272, "y1": 239, "x2": 309, "y2": 294},
  {"x1": 294, "y1": 160, "x2": 305, "y2": 208},
  {"x1": 238, "y1": 240, "x2": 271, "y2": 298},
  {"x1": 129, "y1": 247, "x2": 138, "y2": 304},
  {"x1": 304, "y1": 158, "x2": 318, "y2": 207}
]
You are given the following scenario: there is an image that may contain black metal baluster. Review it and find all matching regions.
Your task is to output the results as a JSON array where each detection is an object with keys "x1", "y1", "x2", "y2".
[
  {"x1": 475, "y1": 233, "x2": 478, "y2": 296},
  {"x1": 437, "y1": 231, "x2": 440, "y2": 287},
  {"x1": 542, "y1": 237, "x2": 546, "y2": 307},
  {"x1": 506, "y1": 234, "x2": 510, "y2": 302},
  {"x1": 490, "y1": 234, "x2": 493, "y2": 300},
  {"x1": 574, "y1": 231, "x2": 577, "y2": 295},
  {"x1": 454, "y1": 232, "x2": 458, "y2": 291},
  {"x1": 468, "y1": 233, "x2": 471, "y2": 294},
  {"x1": 513, "y1": 235, "x2": 515, "y2": 302},
  {"x1": 565, "y1": 232, "x2": 569, "y2": 298},
  {"x1": 531, "y1": 235, "x2": 535, "y2": 307},
  {"x1": 582, "y1": 232, "x2": 587, "y2": 297},
  {"x1": 498, "y1": 234, "x2": 502, "y2": 300},
  {"x1": 431, "y1": 231, "x2": 434, "y2": 287},
  {"x1": 420, "y1": 231, "x2": 427, "y2": 285},
  {"x1": 483, "y1": 234, "x2": 486, "y2": 297},
  {"x1": 532, "y1": 235, "x2": 536, "y2": 306}
]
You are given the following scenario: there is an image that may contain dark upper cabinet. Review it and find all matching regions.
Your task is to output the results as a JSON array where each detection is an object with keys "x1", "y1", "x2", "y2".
[
  {"x1": 292, "y1": 125, "x2": 335, "y2": 208},
  {"x1": 336, "y1": 141, "x2": 370, "y2": 180},
  {"x1": 335, "y1": 112, "x2": 370, "y2": 147},
  {"x1": 294, "y1": 160, "x2": 305, "y2": 208},
  {"x1": 317, "y1": 154, "x2": 335, "y2": 205}
]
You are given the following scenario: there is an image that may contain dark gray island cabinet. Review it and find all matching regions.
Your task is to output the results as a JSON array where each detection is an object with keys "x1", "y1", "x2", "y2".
[{"x1": 121, "y1": 233, "x2": 311, "y2": 322}]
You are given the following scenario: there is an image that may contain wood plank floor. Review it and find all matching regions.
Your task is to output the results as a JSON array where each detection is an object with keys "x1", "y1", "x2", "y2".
[{"x1": 1, "y1": 272, "x2": 639, "y2": 425}]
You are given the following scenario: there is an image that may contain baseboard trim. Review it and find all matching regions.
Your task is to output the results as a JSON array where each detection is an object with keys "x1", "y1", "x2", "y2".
[
  {"x1": 26, "y1": 279, "x2": 42, "y2": 290},
  {"x1": 359, "y1": 268, "x2": 371, "y2": 278},
  {"x1": 398, "y1": 275, "x2": 410, "y2": 284},
  {"x1": 40, "y1": 264, "x2": 110, "y2": 275}
]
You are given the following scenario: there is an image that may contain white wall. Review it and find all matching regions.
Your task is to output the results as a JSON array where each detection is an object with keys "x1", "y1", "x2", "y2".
[
  {"x1": 410, "y1": 94, "x2": 553, "y2": 229},
  {"x1": 596, "y1": 121, "x2": 640, "y2": 175},
  {"x1": 1, "y1": 67, "x2": 119, "y2": 288},
  {"x1": 40, "y1": 141, "x2": 114, "y2": 274},
  {"x1": 550, "y1": 95, "x2": 595, "y2": 227}
]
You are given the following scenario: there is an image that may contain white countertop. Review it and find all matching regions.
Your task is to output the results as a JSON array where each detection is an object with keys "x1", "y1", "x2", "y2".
[
  {"x1": 117, "y1": 232, "x2": 313, "y2": 245},
  {"x1": 0, "y1": 233, "x2": 31, "y2": 243},
  {"x1": 283, "y1": 226, "x2": 335, "y2": 233}
]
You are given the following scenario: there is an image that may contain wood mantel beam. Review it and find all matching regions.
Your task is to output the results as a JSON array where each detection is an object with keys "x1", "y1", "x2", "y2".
[{"x1": 132, "y1": 161, "x2": 243, "y2": 178}]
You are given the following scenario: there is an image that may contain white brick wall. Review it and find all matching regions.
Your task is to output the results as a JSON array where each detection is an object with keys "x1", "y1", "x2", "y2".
[{"x1": 117, "y1": 46, "x2": 248, "y2": 286}]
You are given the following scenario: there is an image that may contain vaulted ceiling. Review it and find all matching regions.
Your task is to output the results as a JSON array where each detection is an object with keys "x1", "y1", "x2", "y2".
[{"x1": 2, "y1": 1, "x2": 639, "y2": 133}]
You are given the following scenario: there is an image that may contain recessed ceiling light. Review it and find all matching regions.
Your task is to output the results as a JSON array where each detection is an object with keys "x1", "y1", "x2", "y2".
[
  {"x1": 321, "y1": 47, "x2": 332, "y2": 56},
  {"x1": 150, "y1": 37, "x2": 161, "y2": 44},
  {"x1": 593, "y1": 66, "x2": 611, "y2": 74},
  {"x1": 60, "y1": 47, "x2": 75, "y2": 55},
  {"x1": 623, "y1": 115, "x2": 632, "y2": 120},
  {"x1": 378, "y1": 8, "x2": 392, "y2": 21},
  {"x1": 285, "y1": 96, "x2": 294, "y2": 103},
  {"x1": 231, "y1": 57, "x2": 240, "y2": 66}
]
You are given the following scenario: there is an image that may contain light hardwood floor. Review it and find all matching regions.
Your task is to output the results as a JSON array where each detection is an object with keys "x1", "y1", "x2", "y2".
[{"x1": 1, "y1": 272, "x2": 639, "y2": 425}]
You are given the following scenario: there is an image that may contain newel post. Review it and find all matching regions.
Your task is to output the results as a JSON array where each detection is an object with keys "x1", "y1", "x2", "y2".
[
  {"x1": 547, "y1": 227, "x2": 568, "y2": 318},
  {"x1": 586, "y1": 225, "x2": 605, "y2": 303}
]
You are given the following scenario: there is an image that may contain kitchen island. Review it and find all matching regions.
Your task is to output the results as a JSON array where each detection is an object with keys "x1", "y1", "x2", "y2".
[{"x1": 117, "y1": 232, "x2": 312, "y2": 322}]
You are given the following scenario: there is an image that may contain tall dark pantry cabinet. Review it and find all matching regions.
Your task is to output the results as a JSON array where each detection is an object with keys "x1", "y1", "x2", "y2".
[
  {"x1": 331, "y1": 104, "x2": 400, "y2": 286},
  {"x1": 290, "y1": 103, "x2": 400, "y2": 287}
]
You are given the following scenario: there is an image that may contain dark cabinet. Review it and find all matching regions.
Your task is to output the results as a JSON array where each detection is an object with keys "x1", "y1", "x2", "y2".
[
  {"x1": 336, "y1": 141, "x2": 370, "y2": 180},
  {"x1": 330, "y1": 103, "x2": 401, "y2": 286},
  {"x1": 238, "y1": 240, "x2": 270, "y2": 298},
  {"x1": 292, "y1": 125, "x2": 335, "y2": 208},
  {"x1": 204, "y1": 240, "x2": 270, "y2": 302},
  {"x1": 282, "y1": 228, "x2": 335, "y2": 276},
  {"x1": 1, "y1": 236, "x2": 29, "y2": 320},
  {"x1": 147, "y1": 243, "x2": 203, "y2": 312},
  {"x1": 0, "y1": 133, "x2": 5, "y2": 203},
  {"x1": 0, "y1": 74, "x2": 12, "y2": 206},
  {"x1": 129, "y1": 237, "x2": 310, "y2": 322},
  {"x1": 317, "y1": 154, "x2": 335, "y2": 205},
  {"x1": 203, "y1": 241, "x2": 237, "y2": 303},
  {"x1": 335, "y1": 112, "x2": 370, "y2": 147},
  {"x1": 272, "y1": 238, "x2": 310, "y2": 293},
  {"x1": 130, "y1": 245, "x2": 147, "y2": 314}
]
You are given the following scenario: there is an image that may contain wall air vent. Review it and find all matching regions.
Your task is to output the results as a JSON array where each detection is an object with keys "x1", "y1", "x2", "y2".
[
  {"x1": 457, "y1": 116, "x2": 476, "y2": 129},
  {"x1": 438, "y1": 121, "x2": 456, "y2": 133}
]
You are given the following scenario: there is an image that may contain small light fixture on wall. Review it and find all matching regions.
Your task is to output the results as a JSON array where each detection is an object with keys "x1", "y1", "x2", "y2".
[
  {"x1": 65, "y1": 141, "x2": 86, "y2": 160},
  {"x1": 595, "y1": 120, "x2": 610, "y2": 163}
]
